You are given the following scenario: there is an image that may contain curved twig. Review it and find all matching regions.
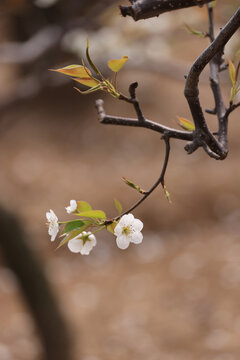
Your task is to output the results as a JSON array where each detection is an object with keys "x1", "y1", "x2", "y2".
[{"x1": 104, "y1": 135, "x2": 171, "y2": 225}]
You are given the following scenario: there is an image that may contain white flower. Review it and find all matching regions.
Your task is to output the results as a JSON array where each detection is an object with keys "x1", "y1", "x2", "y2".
[
  {"x1": 67, "y1": 231, "x2": 97, "y2": 255},
  {"x1": 46, "y1": 209, "x2": 59, "y2": 242},
  {"x1": 66, "y1": 200, "x2": 77, "y2": 214},
  {"x1": 114, "y1": 213, "x2": 143, "y2": 250}
]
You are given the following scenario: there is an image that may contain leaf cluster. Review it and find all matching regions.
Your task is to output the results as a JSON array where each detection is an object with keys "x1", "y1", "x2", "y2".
[{"x1": 50, "y1": 39, "x2": 129, "y2": 98}]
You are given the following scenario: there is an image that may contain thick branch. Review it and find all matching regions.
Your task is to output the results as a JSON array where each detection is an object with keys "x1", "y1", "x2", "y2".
[
  {"x1": 207, "y1": 5, "x2": 228, "y2": 153},
  {"x1": 184, "y1": 7, "x2": 240, "y2": 159},
  {"x1": 120, "y1": 0, "x2": 212, "y2": 21},
  {"x1": 96, "y1": 99, "x2": 193, "y2": 141}
]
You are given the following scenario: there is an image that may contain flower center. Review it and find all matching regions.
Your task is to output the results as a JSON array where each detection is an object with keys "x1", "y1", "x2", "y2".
[{"x1": 122, "y1": 226, "x2": 132, "y2": 235}]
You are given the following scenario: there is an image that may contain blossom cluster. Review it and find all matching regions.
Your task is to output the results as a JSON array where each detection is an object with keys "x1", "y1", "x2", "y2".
[{"x1": 46, "y1": 200, "x2": 143, "y2": 255}]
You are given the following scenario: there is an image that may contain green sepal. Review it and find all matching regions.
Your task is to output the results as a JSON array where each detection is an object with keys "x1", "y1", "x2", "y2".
[
  {"x1": 106, "y1": 222, "x2": 117, "y2": 234},
  {"x1": 74, "y1": 84, "x2": 102, "y2": 95},
  {"x1": 57, "y1": 223, "x2": 91, "y2": 249}
]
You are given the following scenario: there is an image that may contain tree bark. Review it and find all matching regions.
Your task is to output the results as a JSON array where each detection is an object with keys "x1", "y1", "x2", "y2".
[{"x1": 120, "y1": 0, "x2": 212, "y2": 21}]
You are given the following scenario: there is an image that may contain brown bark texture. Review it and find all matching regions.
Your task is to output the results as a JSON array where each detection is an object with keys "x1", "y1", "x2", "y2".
[{"x1": 120, "y1": 0, "x2": 212, "y2": 21}]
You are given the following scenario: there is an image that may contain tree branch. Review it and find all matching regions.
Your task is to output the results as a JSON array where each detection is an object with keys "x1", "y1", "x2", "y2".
[
  {"x1": 184, "y1": 7, "x2": 240, "y2": 159},
  {"x1": 104, "y1": 135, "x2": 171, "y2": 225},
  {"x1": 120, "y1": 0, "x2": 212, "y2": 21},
  {"x1": 119, "y1": 82, "x2": 146, "y2": 122},
  {"x1": 95, "y1": 99, "x2": 193, "y2": 141},
  {"x1": 206, "y1": 4, "x2": 228, "y2": 153}
]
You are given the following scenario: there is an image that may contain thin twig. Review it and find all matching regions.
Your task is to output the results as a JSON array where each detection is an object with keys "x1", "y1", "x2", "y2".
[
  {"x1": 224, "y1": 102, "x2": 240, "y2": 118},
  {"x1": 104, "y1": 135, "x2": 171, "y2": 224},
  {"x1": 119, "y1": 82, "x2": 146, "y2": 122}
]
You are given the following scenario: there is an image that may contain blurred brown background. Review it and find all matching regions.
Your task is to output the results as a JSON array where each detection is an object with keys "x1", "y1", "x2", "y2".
[{"x1": 0, "y1": 1, "x2": 240, "y2": 359}]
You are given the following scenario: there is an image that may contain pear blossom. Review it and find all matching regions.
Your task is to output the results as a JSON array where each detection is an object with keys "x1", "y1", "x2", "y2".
[
  {"x1": 66, "y1": 199, "x2": 77, "y2": 214},
  {"x1": 114, "y1": 213, "x2": 143, "y2": 250},
  {"x1": 67, "y1": 231, "x2": 97, "y2": 255},
  {"x1": 46, "y1": 209, "x2": 59, "y2": 242}
]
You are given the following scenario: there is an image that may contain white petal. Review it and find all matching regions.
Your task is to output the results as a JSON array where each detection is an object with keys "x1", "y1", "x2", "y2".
[
  {"x1": 88, "y1": 234, "x2": 96, "y2": 244},
  {"x1": 114, "y1": 223, "x2": 123, "y2": 236},
  {"x1": 133, "y1": 218, "x2": 143, "y2": 232},
  {"x1": 119, "y1": 213, "x2": 134, "y2": 227},
  {"x1": 116, "y1": 235, "x2": 130, "y2": 250},
  {"x1": 129, "y1": 231, "x2": 143, "y2": 244},
  {"x1": 46, "y1": 209, "x2": 58, "y2": 222},
  {"x1": 70, "y1": 200, "x2": 77, "y2": 209},
  {"x1": 49, "y1": 225, "x2": 59, "y2": 242},
  {"x1": 46, "y1": 211, "x2": 51, "y2": 221},
  {"x1": 67, "y1": 238, "x2": 83, "y2": 253},
  {"x1": 66, "y1": 200, "x2": 77, "y2": 214},
  {"x1": 50, "y1": 209, "x2": 58, "y2": 220},
  {"x1": 80, "y1": 238, "x2": 96, "y2": 255}
]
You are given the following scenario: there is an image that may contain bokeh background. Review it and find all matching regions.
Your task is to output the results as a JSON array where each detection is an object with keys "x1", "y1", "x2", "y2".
[{"x1": 0, "y1": 1, "x2": 240, "y2": 359}]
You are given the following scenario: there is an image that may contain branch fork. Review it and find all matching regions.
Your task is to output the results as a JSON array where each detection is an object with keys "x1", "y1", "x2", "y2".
[{"x1": 95, "y1": 3, "x2": 240, "y2": 215}]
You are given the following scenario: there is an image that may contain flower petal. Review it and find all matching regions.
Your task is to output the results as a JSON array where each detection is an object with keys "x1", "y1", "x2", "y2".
[
  {"x1": 80, "y1": 237, "x2": 96, "y2": 255},
  {"x1": 67, "y1": 237, "x2": 83, "y2": 253},
  {"x1": 119, "y1": 213, "x2": 134, "y2": 227},
  {"x1": 116, "y1": 235, "x2": 130, "y2": 250},
  {"x1": 133, "y1": 218, "x2": 143, "y2": 232},
  {"x1": 46, "y1": 209, "x2": 58, "y2": 222},
  {"x1": 88, "y1": 234, "x2": 97, "y2": 244},
  {"x1": 49, "y1": 224, "x2": 59, "y2": 242},
  {"x1": 66, "y1": 199, "x2": 77, "y2": 214},
  {"x1": 129, "y1": 231, "x2": 143, "y2": 244},
  {"x1": 114, "y1": 223, "x2": 123, "y2": 236}
]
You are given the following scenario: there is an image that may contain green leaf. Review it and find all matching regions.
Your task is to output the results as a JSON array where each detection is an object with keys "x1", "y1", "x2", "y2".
[
  {"x1": 76, "y1": 210, "x2": 106, "y2": 220},
  {"x1": 86, "y1": 38, "x2": 102, "y2": 77},
  {"x1": 107, "y1": 56, "x2": 129, "y2": 73},
  {"x1": 50, "y1": 64, "x2": 93, "y2": 78},
  {"x1": 209, "y1": 1, "x2": 216, "y2": 9},
  {"x1": 177, "y1": 116, "x2": 195, "y2": 132},
  {"x1": 114, "y1": 199, "x2": 122, "y2": 215},
  {"x1": 73, "y1": 77, "x2": 100, "y2": 88},
  {"x1": 121, "y1": 177, "x2": 146, "y2": 194},
  {"x1": 229, "y1": 60, "x2": 236, "y2": 86},
  {"x1": 163, "y1": 185, "x2": 172, "y2": 204},
  {"x1": 76, "y1": 201, "x2": 92, "y2": 212},
  {"x1": 230, "y1": 85, "x2": 239, "y2": 102},
  {"x1": 236, "y1": 61, "x2": 240, "y2": 82},
  {"x1": 62, "y1": 220, "x2": 85, "y2": 235},
  {"x1": 184, "y1": 24, "x2": 206, "y2": 38},
  {"x1": 106, "y1": 222, "x2": 117, "y2": 234},
  {"x1": 233, "y1": 49, "x2": 240, "y2": 63}
]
